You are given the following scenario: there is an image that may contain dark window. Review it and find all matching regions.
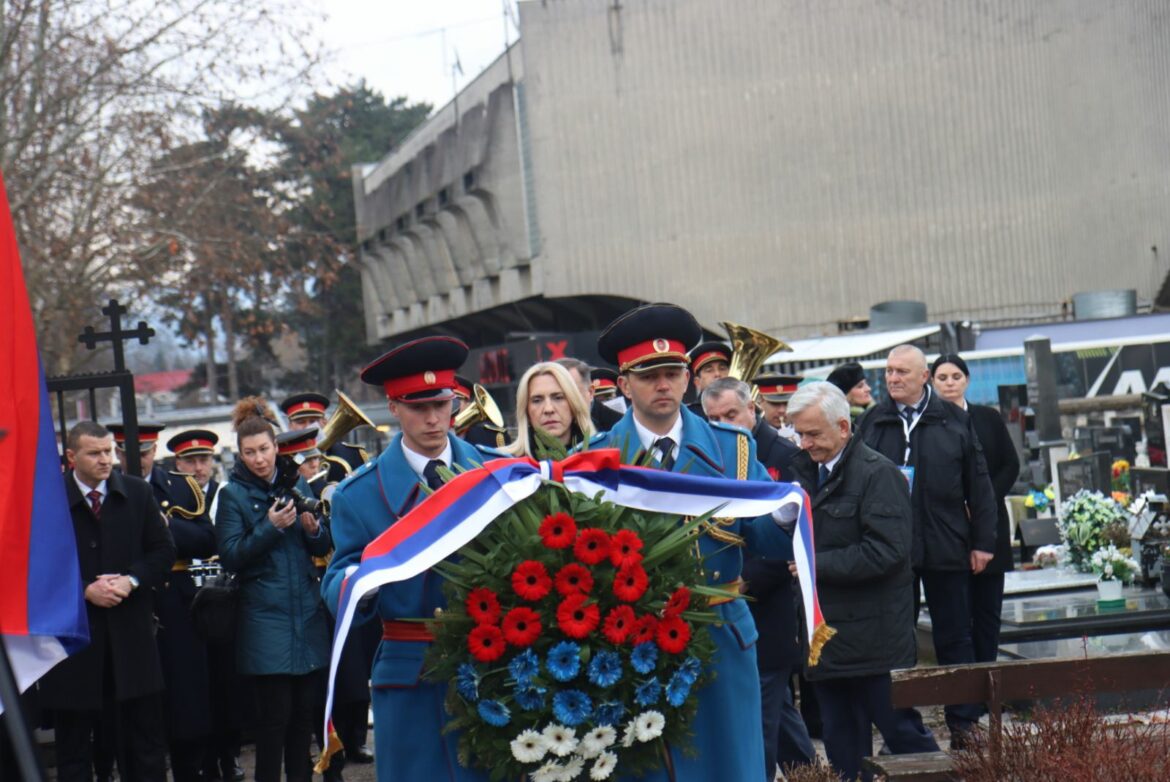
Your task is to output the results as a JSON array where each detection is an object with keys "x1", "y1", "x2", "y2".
[
  {"x1": 415, "y1": 201, "x2": 426, "y2": 218},
  {"x1": 396, "y1": 215, "x2": 407, "y2": 231},
  {"x1": 463, "y1": 170, "x2": 476, "y2": 191},
  {"x1": 438, "y1": 187, "x2": 449, "y2": 206}
]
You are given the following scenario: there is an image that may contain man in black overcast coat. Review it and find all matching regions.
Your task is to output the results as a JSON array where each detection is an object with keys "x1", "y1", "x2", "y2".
[
  {"x1": 788, "y1": 382, "x2": 938, "y2": 782},
  {"x1": 40, "y1": 421, "x2": 176, "y2": 782},
  {"x1": 855, "y1": 345, "x2": 997, "y2": 745}
]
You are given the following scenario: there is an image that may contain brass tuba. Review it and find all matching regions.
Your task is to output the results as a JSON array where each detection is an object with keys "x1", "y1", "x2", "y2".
[
  {"x1": 454, "y1": 383, "x2": 505, "y2": 434},
  {"x1": 317, "y1": 390, "x2": 375, "y2": 452},
  {"x1": 721, "y1": 321, "x2": 792, "y2": 384}
]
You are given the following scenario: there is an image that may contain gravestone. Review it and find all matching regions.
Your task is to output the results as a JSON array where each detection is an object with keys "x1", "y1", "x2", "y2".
[{"x1": 1056, "y1": 451, "x2": 1113, "y2": 497}]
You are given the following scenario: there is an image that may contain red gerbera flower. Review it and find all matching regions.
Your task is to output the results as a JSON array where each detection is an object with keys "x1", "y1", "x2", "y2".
[
  {"x1": 468, "y1": 623, "x2": 507, "y2": 662},
  {"x1": 501, "y1": 606, "x2": 542, "y2": 647},
  {"x1": 539, "y1": 512, "x2": 578, "y2": 549},
  {"x1": 556, "y1": 593, "x2": 601, "y2": 639},
  {"x1": 465, "y1": 588, "x2": 502, "y2": 625},
  {"x1": 608, "y1": 529, "x2": 645, "y2": 568},
  {"x1": 612, "y1": 563, "x2": 649, "y2": 602},
  {"x1": 602, "y1": 605, "x2": 636, "y2": 644},
  {"x1": 663, "y1": 586, "x2": 691, "y2": 618},
  {"x1": 631, "y1": 614, "x2": 658, "y2": 645},
  {"x1": 512, "y1": 560, "x2": 552, "y2": 602},
  {"x1": 554, "y1": 563, "x2": 594, "y2": 596},
  {"x1": 656, "y1": 615, "x2": 692, "y2": 654},
  {"x1": 574, "y1": 528, "x2": 611, "y2": 566}
]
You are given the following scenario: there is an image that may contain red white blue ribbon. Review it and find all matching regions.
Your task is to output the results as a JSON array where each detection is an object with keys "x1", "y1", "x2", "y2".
[{"x1": 321, "y1": 448, "x2": 822, "y2": 755}]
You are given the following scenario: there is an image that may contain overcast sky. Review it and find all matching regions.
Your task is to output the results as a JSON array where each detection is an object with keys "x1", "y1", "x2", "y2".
[{"x1": 319, "y1": 0, "x2": 520, "y2": 112}]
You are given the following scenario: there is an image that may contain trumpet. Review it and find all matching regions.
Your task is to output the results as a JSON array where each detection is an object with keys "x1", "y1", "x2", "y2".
[{"x1": 454, "y1": 383, "x2": 505, "y2": 434}]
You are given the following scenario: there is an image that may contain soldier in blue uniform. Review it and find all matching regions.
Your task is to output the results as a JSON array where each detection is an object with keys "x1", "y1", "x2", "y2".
[
  {"x1": 108, "y1": 421, "x2": 206, "y2": 517},
  {"x1": 321, "y1": 337, "x2": 495, "y2": 782},
  {"x1": 587, "y1": 303, "x2": 796, "y2": 782},
  {"x1": 281, "y1": 392, "x2": 370, "y2": 484}
]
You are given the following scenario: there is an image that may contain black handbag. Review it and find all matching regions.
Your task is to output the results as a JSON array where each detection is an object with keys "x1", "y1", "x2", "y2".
[{"x1": 190, "y1": 569, "x2": 239, "y2": 642}]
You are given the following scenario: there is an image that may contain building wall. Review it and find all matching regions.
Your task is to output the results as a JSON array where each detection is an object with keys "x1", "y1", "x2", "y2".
[
  {"x1": 518, "y1": 0, "x2": 1170, "y2": 336},
  {"x1": 353, "y1": 46, "x2": 537, "y2": 343}
]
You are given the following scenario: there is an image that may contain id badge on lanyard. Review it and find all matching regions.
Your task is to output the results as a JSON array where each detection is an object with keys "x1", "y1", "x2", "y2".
[{"x1": 900, "y1": 400, "x2": 924, "y2": 492}]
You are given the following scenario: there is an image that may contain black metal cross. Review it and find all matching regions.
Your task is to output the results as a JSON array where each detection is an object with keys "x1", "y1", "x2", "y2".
[{"x1": 78, "y1": 299, "x2": 155, "y2": 372}]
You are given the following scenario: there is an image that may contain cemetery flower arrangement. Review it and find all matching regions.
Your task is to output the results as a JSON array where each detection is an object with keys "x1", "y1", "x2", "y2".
[
  {"x1": 1111, "y1": 458, "x2": 1131, "y2": 494},
  {"x1": 1089, "y1": 544, "x2": 1140, "y2": 583},
  {"x1": 424, "y1": 484, "x2": 719, "y2": 782},
  {"x1": 1024, "y1": 486, "x2": 1055, "y2": 513},
  {"x1": 1057, "y1": 490, "x2": 1127, "y2": 572},
  {"x1": 1032, "y1": 544, "x2": 1065, "y2": 569}
]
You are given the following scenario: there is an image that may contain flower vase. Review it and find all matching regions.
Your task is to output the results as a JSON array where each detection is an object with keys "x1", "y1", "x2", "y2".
[{"x1": 1096, "y1": 579, "x2": 1123, "y2": 602}]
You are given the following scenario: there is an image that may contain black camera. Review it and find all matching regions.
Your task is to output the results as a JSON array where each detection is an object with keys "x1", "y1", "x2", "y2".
[{"x1": 271, "y1": 454, "x2": 326, "y2": 518}]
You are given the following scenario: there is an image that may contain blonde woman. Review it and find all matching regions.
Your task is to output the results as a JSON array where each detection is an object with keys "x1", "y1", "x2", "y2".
[{"x1": 506, "y1": 362, "x2": 594, "y2": 457}]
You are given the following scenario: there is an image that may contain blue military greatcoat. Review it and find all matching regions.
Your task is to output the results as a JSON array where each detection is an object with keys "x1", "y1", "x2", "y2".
[
  {"x1": 589, "y1": 406, "x2": 794, "y2": 782},
  {"x1": 322, "y1": 433, "x2": 494, "y2": 782}
]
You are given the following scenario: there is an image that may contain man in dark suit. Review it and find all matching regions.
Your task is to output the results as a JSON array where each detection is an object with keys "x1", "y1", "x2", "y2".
[
  {"x1": 788, "y1": 382, "x2": 938, "y2": 781},
  {"x1": 700, "y1": 376, "x2": 812, "y2": 776},
  {"x1": 856, "y1": 345, "x2": 997, "y2": 746},
  {"x1": 40, "y1": 421, "x2": 176, "y2": 782},
  {"x1": 556, "y1": 357, "x2": 623, "y2": 433}
]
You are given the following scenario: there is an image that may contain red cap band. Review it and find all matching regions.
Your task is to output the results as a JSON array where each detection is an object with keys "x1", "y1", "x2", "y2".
[
  {"x1": 692, "y1": 351, "x2": 729, "y2": 372},
  {"x1": 757, "y1": 383, "x2": 799, "y2": 396},
  {"x1": 616, "y1": 339, "x2": 689, "y2": 372},
  {"x1": 173, "y1": 438, "x2": 214, "y2": 455},
  {"x1": 591, "y1": 378, "x2": 617, "y2": 390},
  {"x1": 287, "y1": 400, "x2": 327, "y2": 417},
  {"x1": 278, "y1": 436, "x2": 319, "y2": 456},
  {"x1": 113, "y1": 431, "x2": 160, "y2": 445},
  {"x1": 382, "y1": 368, "x2": 457, "y2": 400}
]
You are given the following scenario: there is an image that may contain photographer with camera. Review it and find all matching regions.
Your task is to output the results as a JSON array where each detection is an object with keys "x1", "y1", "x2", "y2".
[{"x1": 215, "y1": 398, "x2": 332, "y2": 782}]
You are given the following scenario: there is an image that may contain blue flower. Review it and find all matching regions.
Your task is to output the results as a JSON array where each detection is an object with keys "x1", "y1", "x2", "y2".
[
  {"x1": 634, "y1": 677, "x2": 662, "y2": 707},
  {"x1": 630, "y1": 642, "x2": 658, "y2": 675},
  {"x1": 552, "y1": 689, "x2": 593, "y2": 727},
  {"x1": 509, "y1": 649, "x2": 540, "y2": 685},
  {"x1": 595, "y1": 701, "x2": 626, "y2": 727},
  {"x1": 546, "y1": 641, "x2": 581, "y2": 682},
  {"x1": 514, "y1": 683, "x2": 547, "y2": 711},
  {"x1": 477, "y1": 699, "x2": 511, "y2": 727},
  {"x1": 455, "y1": 663, "x2": 479, "y2": 702},
  {"x1": 677, "y1": 656, "x2": 701, "y2": 684},
  {"x1": 666, "y1": 671, "x2": 692, "y2": 707},
  {"x1": 587, "y1": 650, "x2": 622, "y2": 688}
]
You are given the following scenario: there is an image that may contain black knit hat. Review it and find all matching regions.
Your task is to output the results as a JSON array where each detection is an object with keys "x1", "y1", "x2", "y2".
[{"x1": 826, "y1": 362, "x2": 865, "y2": 395}]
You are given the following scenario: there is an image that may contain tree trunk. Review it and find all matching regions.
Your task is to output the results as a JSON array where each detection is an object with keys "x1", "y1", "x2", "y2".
[
  {"x1": 222, "y1": 300, "x2": 239, "y2": 402},
  {"x1": 204, "y1": 294, "x2": 218, "y2": 402}
]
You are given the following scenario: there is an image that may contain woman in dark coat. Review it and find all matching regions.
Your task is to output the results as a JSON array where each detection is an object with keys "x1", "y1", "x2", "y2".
[
  {"x1": 931, "y1": 354, "x2": 1021, "y2": 663},
  {"x1": 215, "y1": 398, "x2": 332, "y2": 782}
]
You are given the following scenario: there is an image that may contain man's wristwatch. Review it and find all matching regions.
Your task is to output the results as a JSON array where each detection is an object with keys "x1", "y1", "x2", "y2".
[{"x1": 126, "y1": 574, "x2": 140, "y2": 590}]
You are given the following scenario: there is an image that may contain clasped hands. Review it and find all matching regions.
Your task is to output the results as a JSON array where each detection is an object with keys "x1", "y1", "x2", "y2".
[{"x1": 85, "y1": 574, "x2": 135, "y2": 608}]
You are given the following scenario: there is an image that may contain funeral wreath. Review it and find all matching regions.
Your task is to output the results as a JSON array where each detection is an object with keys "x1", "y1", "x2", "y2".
[{"x1": 424, "y1": 483, "x2": 723, "y2": 782}]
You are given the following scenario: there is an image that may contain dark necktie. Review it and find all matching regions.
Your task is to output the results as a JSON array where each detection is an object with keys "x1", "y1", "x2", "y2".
[
  {"x1": 653, "y1": 437, "x2": 676, "y2": 471},
  {"x1": 423, "y1": 460, "x2": 445, "y2": 490},
  {"x1": 818, "y1": 465, "x2": 831, "y2": 488},
  {"x1": 87, "y1": 490, "x2": 102, "y2": 519},
  {"x1": 900, "y1": 405, "x2": 916, "y2": 426}
]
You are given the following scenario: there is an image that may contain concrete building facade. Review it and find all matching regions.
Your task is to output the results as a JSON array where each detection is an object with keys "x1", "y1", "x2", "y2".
[{"x1": 353, "y1": 0, "x2": 1170, "y2": 346}]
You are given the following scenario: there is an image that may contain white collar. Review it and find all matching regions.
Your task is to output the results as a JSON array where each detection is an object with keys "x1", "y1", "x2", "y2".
[
  {"x1": 822, "y1": 448, "x2": 844, "y2": 475},
  {"x1": 73, "y1": 471, "x2": 108, "y2": 500},
  {"x1": 632, "y1": 413, "x2": 683, "y2": 461},
  {"x1": 401, "y1": 438, "x2": 453, "y2": 479}
]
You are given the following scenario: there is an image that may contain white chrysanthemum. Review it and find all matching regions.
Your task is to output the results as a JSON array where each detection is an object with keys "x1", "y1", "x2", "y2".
[
  {"x1": 579, "y1": 725, "x2": 617, "y2": 758},
  {"x1": 510, "y1": 729, "x2": 548, "y2": 764},
  {"x1": 559, "y1": 755, "x2": 585, "y2": 780},
  {"x1": 590, "y1": 750, "x2": 618, "y2": 780},
  {"x1": 531, "y1": 762, "x2": 559, "y2": 782},
  {"x1": 620, "y1": 720, "x2": 637, "y2": 748},
  {"x1": 634, "y1": 710, "x2": 666, "y2": 742},
  {"x1": 542, "y1": 724, "x2": 579, "y2": 757}
]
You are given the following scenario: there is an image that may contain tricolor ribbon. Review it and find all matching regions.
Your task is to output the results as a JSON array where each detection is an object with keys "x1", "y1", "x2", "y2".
[
  {"x1": 790, "y1": 498, "x2": 837, "y2": 666},
  {"x1": 318, "y1": 448, "x2": 831, "y2": 769}
]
